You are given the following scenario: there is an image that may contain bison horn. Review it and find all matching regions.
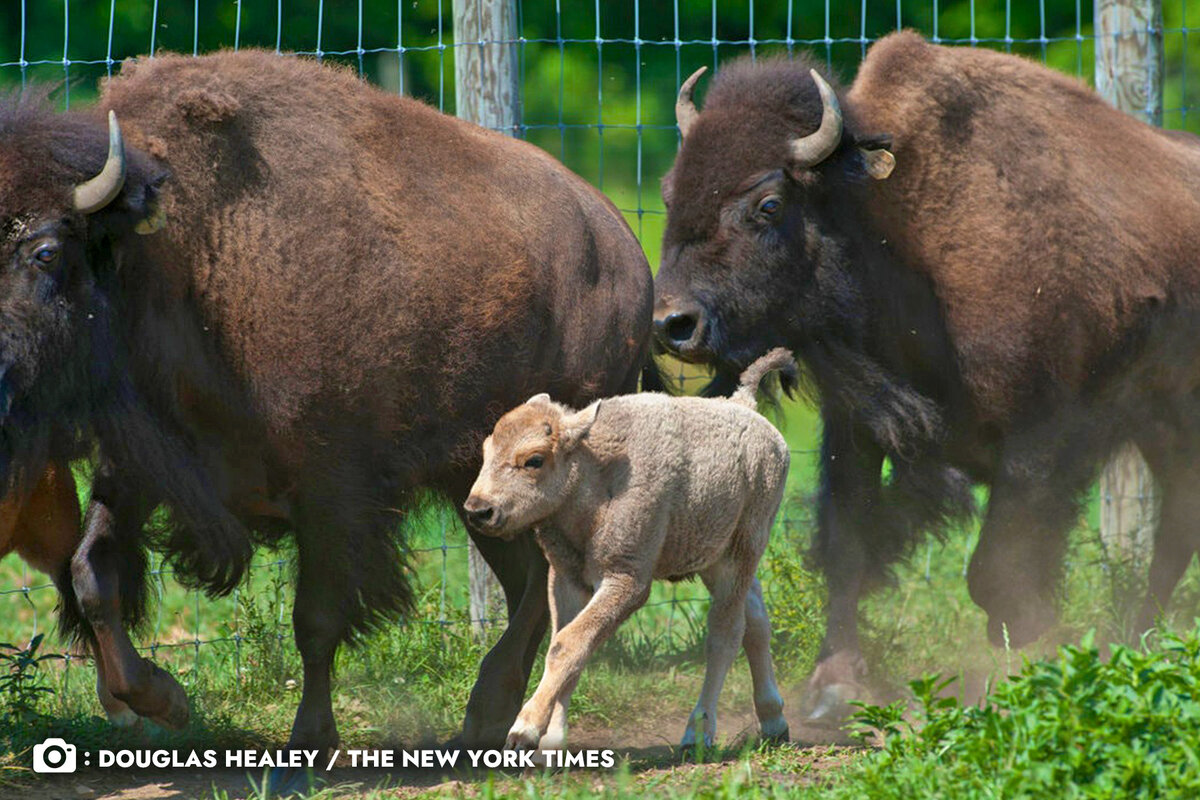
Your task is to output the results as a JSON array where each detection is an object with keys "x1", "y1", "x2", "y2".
[
  {"x1": 790, "y1": 69, "x2": 844, "y2": 169},
  {"x1": 73, "y1": 110, "x2": 126, "y2": 215},
  {"x1": 675, "y1": 66, "x2": 707, "y2": 139}
]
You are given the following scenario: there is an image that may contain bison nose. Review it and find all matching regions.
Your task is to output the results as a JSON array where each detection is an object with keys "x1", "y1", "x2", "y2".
[
  {"x1": 661, "y1": 312, "x2": 697, "y2": 344},
  {"x1": 653, "y1": 305, "x2": 705, "y2": 352}
]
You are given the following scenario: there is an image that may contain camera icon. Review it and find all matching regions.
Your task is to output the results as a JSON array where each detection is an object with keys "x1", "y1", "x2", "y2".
[{"x1": 32, "y1": 738, "x2": 77, "y2": 773}]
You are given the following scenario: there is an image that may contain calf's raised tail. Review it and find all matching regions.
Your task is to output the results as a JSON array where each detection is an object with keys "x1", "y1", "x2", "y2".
[{"x1": 731, "y1": 347, "x2": 798, "y2": 409}]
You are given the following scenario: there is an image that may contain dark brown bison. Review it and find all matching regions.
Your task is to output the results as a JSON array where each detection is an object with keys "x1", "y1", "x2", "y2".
[
  {"x1": 0, "y1": 50, "x2": 652, "y2": 753},
  {"x1": 653, "y1": 31, "x2": 1200, "y2": 718},
  {"x1": 0, "y1": 464, "x2": 186, "y2": 728}
]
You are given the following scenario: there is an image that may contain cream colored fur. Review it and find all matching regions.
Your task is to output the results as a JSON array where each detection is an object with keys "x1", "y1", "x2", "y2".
[{"x1": 465, "y1": 348, "x2": 795, "y2": 752}]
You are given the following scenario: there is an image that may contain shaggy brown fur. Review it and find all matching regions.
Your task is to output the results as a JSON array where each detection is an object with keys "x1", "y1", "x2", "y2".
[
  {"x1": 0, "y1": 50, "x2": 652, "y2": 754},
  {"x1": 465, "y1": 349, "x2": 795, "y2": 752},
  {"x1": 653, "y1": 31, "x2": 1200, "y2": 720}
]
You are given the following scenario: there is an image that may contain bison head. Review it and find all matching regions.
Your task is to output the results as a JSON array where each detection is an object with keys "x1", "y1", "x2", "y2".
[
  {"x1": 653, "y1": 58, "x2": 895, "y2": 389},
  {"x1": 0, "y1": 98, "x2": 164, "y2": 488},
  {"x1": 464, "y1": 394, "x2": 599, "y2": 539}
]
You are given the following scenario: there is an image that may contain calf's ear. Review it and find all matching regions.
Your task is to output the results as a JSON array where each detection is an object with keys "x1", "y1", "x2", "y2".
[{"x1": 559, "y1": 401, "x2": 600, "y2": 452}]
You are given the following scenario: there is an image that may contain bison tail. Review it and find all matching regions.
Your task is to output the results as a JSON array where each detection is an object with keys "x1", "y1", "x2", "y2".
[{"x1": 731, "y1": 348, "x2": 798, "y2": 409}]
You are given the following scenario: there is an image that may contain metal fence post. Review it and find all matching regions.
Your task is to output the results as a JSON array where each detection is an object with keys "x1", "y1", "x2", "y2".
[
  {"x1": 453, "y1": 0, "x2": 521, "y2": 636},
  {"x1": 1095, "y1": 0, "x2": 1163, "y2": 561}
]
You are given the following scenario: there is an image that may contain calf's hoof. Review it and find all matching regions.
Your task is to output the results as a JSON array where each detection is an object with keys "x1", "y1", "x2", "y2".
[
  {"x1": 759, "y1": 716, "x2": 790, "y2": 744},
  {"x1": 679, "y1": 720, "x2": 714, "y2": 751},
  {"x1": 504, "y1": 719, "x2": 541, "y2": 751}
]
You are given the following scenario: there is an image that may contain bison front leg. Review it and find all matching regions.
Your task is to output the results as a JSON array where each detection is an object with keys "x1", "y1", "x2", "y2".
[
  {"x1": 460, "y1": 528, "x2": 550, "y2": 747},
  {"x1": 805, "y1": 410, "x2": 883, "y2": 724},
  {"x1": 71, "y1": 486, "x2": 189, "y2": 730},
  {"x1": 13, "y1": 465, "x2": 138, "y2": 727}
]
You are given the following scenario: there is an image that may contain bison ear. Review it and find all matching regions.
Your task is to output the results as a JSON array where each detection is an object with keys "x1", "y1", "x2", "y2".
[
  {"x1": 525, "y1": 392, "x2": 552, "y2": 406},
  {"x1": 559, "y1": 401, "x2": 600, "y2": 452},
  {"x1": 859, "y1": 147, "x2": 895, "y2": 180},
  {"x1": 855, "y1": 134, "x2": 895, "y2": 181}
]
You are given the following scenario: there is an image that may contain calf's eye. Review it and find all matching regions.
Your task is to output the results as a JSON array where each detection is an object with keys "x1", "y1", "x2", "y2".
[{"x1": 524, "y1": 455, "x2": 545, "y2": 470}]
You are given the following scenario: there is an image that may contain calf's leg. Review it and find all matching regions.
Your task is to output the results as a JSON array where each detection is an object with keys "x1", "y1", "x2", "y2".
[
  {"x1": 682, "y1": 560, "x2": 751, "y2": 749},
  {"x1": 505, "y1": 572, "x2": 648, "y2": 750},
  {"x1": 540, "y1": 565, "x2": 591, "y2": 750},
  {"x1": 742, "y1": 577, "x2": 787, "y2": 742}
]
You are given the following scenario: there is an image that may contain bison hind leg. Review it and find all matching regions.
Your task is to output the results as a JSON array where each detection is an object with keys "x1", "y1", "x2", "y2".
[{"x1": 1134, "y1": 435, "x2": 1200, "y2": 633}]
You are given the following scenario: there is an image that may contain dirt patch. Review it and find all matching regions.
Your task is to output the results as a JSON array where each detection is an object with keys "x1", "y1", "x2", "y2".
[{"x1": 7, "y1": 708, "x2": 862, "y2": 799}]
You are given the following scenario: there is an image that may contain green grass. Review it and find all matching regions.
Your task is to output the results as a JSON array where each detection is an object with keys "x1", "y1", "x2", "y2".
[{"x1": 1, "y1": 394, "x2": 1200, "y2": 797}]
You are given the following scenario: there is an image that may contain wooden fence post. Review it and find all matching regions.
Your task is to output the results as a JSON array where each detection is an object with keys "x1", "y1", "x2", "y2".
[
  {"x1": 453, "y1": 0, "x2": 521, "y2": 637},
  {"x1": 1095, "y1": 0, "x2": 1163, "y2": 560}
]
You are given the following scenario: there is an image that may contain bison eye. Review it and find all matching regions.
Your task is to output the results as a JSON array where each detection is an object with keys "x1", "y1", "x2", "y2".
[
  {"x1": 32, "y1": 242, "x2": 60, "y2": 267},
  {"x1": 524, "y1": 454, "x2": 545, "y2": 470},
  {"x1": 757, "y1": 196, "x2": 782, "y2": 216}
]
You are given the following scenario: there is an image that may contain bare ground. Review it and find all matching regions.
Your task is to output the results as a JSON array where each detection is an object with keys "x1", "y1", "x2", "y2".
[{"x1": 8, "y1": 708, "x2": 861, "y2": 800}]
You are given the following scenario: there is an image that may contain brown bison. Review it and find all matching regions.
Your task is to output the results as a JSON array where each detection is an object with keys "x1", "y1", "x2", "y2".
[
  {"x1": 0, "y1": 464, "x2": 186, "y2": 728},
  {"x1": 653, "y1": 31, "x2": 1200, "y2": 718},
  {"x1": 0, "y1": 50, "x2": 652, "y2": 754}
]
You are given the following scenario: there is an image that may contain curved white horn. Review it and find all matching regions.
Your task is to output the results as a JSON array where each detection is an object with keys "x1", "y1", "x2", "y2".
[
  {"x1": 73, "y1": 110, "x2": 126, "y2": 214},
  {"x1": 789, "y1": 69, "x2": 844, "y2": 168},
  {"x1": 676, "y1": 66, "x2": 708, "y2": 139}
]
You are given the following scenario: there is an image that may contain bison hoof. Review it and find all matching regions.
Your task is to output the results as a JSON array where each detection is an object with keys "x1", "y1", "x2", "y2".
[
  {"x1": 145, "y1": 662, "x2": 190, "y2": 730},
  {"x1": 504, "y1": 720, "x2": 541, "y2": 751},
  {"x1": 264, "y1": 765, "x2": 314, "y2": 798},
  {"x1": 804, "y1": 683, "x2": 862, "y2": 727},
  {"x1": 105, "y1": 706, "x2": 142, "y2": 729}
]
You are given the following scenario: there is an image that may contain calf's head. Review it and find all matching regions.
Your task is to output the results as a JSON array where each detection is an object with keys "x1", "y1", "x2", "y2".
[
  {"x1": 654, "y1": 57, "x2": 895, "y2": 379},
  {"x1": 464, "y1": 394, "x2": 599, "y2": 538},
  {"x1": 0, "y1": 100, "x2": 164, "y2": 486}
]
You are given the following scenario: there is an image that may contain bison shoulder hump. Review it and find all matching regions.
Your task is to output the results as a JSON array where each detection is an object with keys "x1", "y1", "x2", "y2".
[{"x1": 174, "y1": 88, "x2": 242, "y2": 124}]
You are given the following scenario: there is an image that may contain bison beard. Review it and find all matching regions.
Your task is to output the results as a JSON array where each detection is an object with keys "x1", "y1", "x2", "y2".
[
  {"x1": 654, "y1": 31, "x2": 1200, "y2": 722},
  {"x1": 0, "y1": 50, "x2": 653, "y2": 759}
]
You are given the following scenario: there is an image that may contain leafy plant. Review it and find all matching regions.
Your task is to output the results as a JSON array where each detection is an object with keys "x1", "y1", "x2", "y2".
[
  {"x1": 827, "y1": 626, "x2": 1200, "y2": 799},
  {"x1": 0, "y1": 634, "x2": 61, "y2": 726}
]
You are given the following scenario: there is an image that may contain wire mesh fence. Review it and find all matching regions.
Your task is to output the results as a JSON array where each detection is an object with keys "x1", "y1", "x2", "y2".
[{"x1": 0, "y1": 0, "x2": 1188, "y2": 711}]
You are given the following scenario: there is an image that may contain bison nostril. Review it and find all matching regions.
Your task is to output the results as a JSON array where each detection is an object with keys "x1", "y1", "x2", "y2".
[
  {"x1": 663, "y1": 312, "x2": 698, "y2": 345},
  {"x1": 467, "y1": 506, "x2": 494, "y2": 525}
]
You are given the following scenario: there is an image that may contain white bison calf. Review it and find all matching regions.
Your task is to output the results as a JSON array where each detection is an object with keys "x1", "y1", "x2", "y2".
[{"x1": 464, "y1": 348, "x2": 795, "y2": 752}]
